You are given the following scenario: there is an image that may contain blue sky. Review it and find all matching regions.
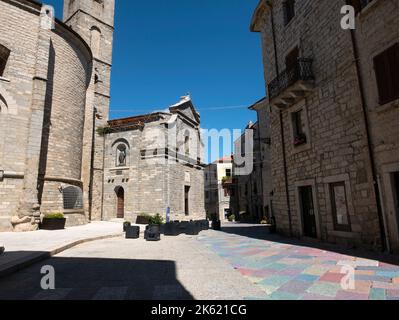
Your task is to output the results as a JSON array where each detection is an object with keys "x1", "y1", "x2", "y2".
[{"x1": 48, "y1": 0, "x2": 265, "y2": 162}]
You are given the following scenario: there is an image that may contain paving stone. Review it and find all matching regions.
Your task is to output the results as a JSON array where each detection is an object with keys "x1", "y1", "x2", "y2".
[{"x1": 369, "y1": 288, "x2": 386, "y2": 300}]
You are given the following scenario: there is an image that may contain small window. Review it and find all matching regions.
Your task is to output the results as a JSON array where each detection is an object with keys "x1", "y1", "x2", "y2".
[
  {"x1": 184, "y1": 135, "x2": 190, "y2": 156},
  {"x1": 63, "y1": 186, "x2": 83, "y2": 210},
  {"x1": 283, "y1": 0, "x2": 296, "y2": 26},
  {"x1": 292, "y1": 110, "x2": 307, "y2": 146},
  {"x1": 116, "y1": 144, "x2": 127, "y2": 167},
  {"x1": 226, "y1": 169, "x2": 231, "y2": 177},
  {"x1": 330, "y1": 182, "x2": 351, "y2": 232},
  {"x1": 374, "y1": 43, "x2": 399, "y2": 105},
  {"x1": 285, "y1": 46, "x2": 299, "y2": 70},
  {"x1": 0, "y1": 45, "x2": 10, "y2": 77}
]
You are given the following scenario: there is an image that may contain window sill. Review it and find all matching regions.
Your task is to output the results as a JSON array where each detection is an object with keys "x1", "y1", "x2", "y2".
[
  {"x1": 109, "y1": 166, "x2": 129, "y2": 171},
  {"x1": 63, "y1": 209, "x2": 85, "y2": 214},
  {"x1": 291, "y1": 141, "x2": 311, "y2": 155},
  {"x1": 373, "y1": 98, "x2": 399, "y2": 115},
  {"x1": 0, "y1": 76, "x2": 10, "y2": 83}
]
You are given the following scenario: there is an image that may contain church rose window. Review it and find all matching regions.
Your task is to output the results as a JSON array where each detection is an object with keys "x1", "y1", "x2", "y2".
[{"x1": 63, "y1": 186, "x2": 84, "y2": 210}]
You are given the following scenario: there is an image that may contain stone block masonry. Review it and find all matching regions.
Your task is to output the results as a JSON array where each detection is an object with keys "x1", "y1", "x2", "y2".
[{"x1": 250, "y1": 0, "x2": 399, "y2": 251}]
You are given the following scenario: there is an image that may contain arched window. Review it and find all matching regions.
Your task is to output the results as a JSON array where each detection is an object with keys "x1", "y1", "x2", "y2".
[
  {"x1": 0, "y1": 44, "x2": 10, "y2": 77},
  {"x1": 63, "y1": 186, "x2": 83, "y2": 210},
  {"x1": 90, "y1": 26, "x2": 101, "y2": 57},
  {"x1": 116, "y1": 144, "x2": 127, "y2": 167},
  {"x1": 184, "y1": 134, "x2": 190, "y2": 156}
]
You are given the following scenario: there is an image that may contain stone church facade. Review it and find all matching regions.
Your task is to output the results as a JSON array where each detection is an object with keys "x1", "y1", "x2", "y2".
[
  {"x1": 0, "y1": 0, "x2": 114, "y2": 231},
  {"x1": 102, "y1": 96, "x2": 206, "y2": 222},
  {"x1": 251, "y1": 0, "x2": 399, "y2": 251}
]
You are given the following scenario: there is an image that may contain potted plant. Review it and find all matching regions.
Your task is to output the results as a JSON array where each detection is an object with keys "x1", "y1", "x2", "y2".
[
  {"x1": 144, "y1": 213, "x2": 164, "y2": 241},
  {"x1": 136, "y1": 213, "x2": 151, "y2": 225},
  {"x1": 40, "y1": 213, "x2": 66, "y2": 230},
  {"x1": 123, "y1": 221, "x2": 131, "y2": 232},
  {"x1": 148, "y1": 213, "x2": 165, "y2": 232}
]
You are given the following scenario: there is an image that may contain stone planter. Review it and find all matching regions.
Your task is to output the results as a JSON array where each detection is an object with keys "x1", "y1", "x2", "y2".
[
  {"x1": 136, "y1": 216, "x2": 150, "y2": 225},
  {"x1": 40, "y1": 218, "x2": 66, "y2": 231},
  {"x1": 123, "y1": 221, "x2": 131, "y2": 232},
  {"x1": 212, "y1": 220, "x2": 221, "y2": 231},
  {"x1": 144, "y1": 224, "x2": 161, "y2": 241},
  {"x1": 164, "y1": 222, "x2": 179, "y2": 236},
  {"x1": 126, "y1": 226, "x2": 140, "y2": 239}
]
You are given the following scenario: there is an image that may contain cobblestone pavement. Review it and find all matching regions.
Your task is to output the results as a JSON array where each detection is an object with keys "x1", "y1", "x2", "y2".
[{"x1": 198, "y1": 224, "x2": 399, "y2": 300}]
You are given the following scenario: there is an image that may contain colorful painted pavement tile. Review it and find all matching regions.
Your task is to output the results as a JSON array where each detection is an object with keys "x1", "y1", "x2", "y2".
[
  {"x1": 259, "y1": 275, "x2": 292, "y2": 287},
  {"x1": 295, "y1": 274, "x2": 320, "y2": 282},
  {"x1": 306, "y1": 282, "x2": 342, "y2": 297},
  {"x1": 335, "y1": 291, "x2": 369, "y2": 300},
  {"x1": 197, "y1": 230, "x2": 399, "y2": 300},
  {"x1": 319, "y1": 272, "x2": 346, "y2": 283},
  {"x1": 303, "y1": 265, "x2": 332, "y2": 276},
  {"x1": 267, "y1": 291, "x2": 301, "y2": 300},
  {"x1": 278, "y1": 280, "x2": 313, "y2": 295},
  {"x1": 369, "y1": 288, "x2": 386, "y2": 300}
]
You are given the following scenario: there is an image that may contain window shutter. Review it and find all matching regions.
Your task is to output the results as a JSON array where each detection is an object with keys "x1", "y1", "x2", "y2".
[
  {"x1": 374, "y1": 44, "x2": 399, "y2": 105},
  {"x1": 389, "y1": 43, "x2": 399, "y2": 101}
]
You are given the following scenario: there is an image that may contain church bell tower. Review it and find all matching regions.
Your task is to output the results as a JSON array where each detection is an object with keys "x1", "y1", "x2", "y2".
[{"x1": 63, "y1": 0, "x2": 115, "y2": 221}]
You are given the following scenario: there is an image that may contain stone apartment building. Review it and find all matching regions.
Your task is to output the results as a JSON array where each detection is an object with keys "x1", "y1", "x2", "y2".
[
  {"x1": 250, "y1": 0, "x2": 399, "y2": 251},
  {"x1": 102, "y1": 96, "x2": 206, "y2": 222},
  {"x1": 0, "y1": 0, "x2": 114, "y2": 231},
  {"x1": 204, "y1": 156, "x2": 233, "y2": 221},
  {"x1": 231, "y1": 101, "x2": 272, "y2": 222}
]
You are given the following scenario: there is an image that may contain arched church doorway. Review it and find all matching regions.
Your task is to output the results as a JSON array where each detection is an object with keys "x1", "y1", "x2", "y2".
[{"x1": 115, "y1": 186, "x2": 125, "y2": 219}]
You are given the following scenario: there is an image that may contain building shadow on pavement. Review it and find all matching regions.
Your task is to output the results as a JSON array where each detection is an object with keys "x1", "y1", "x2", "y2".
[
  {"x1": 220, "y1": 224, "x2": 399, "y2": 266},
  {"x1": 0, "y1": 254, "x2": 193, "y2": 300}
]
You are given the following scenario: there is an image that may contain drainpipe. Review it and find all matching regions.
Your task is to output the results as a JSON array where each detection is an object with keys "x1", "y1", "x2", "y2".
[
  {"x1": 267, "y1": 0, "x2": 293, "y2": 236},
  {"x1": 346, "y1": 0, "x2": 388, "y2": 251},
  {"x1": 257, "y1": 118, "x2": 266, "y2": 219}
]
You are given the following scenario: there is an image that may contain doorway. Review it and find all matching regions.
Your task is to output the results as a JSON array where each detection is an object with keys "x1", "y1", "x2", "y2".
[
  {"x1": 299, "y1": 186, "x2": 317, "y2": 238},
  {"x1": 184, "y1": 186, "x2": 190, "y2": 216},
  {"x1": 116, "y1": 187, "x2": 124, "y2": 219}
]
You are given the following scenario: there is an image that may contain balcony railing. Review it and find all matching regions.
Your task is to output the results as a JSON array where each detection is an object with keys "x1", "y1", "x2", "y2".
[{"x1": 268, "y1": 58, "x2": 314, "y2": 100}]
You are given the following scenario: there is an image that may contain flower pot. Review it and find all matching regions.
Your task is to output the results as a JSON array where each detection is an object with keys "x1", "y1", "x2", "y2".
[
  {"x1": 136, "y1": 216, "x2": 150, "y2": 225},
  {"x1": 145, "y1": 225, "x2": 161, "y2": 241},
  {"x1": 186, "y1": 221, "x2": 199, "y2": 235},
  {"x1": 164, "y1": 222, "x2": 179, "y2": 236},
  {"x1": 126, "y1": 226, "x2": 140, "y2": 239},
  {"x1": 40, "y1": 218, "x2": 66, "y2": 231},
  {"x1": 212, "y1": 220, "x2": 221, "y2": 231},
  {"x1": 123, "y1": 222, "x2": 131, "y2": 232}
]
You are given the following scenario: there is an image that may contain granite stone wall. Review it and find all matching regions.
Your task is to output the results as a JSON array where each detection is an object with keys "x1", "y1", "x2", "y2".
[{"x1": 252, "y1": 0, "x2": 389, "y2": 249}]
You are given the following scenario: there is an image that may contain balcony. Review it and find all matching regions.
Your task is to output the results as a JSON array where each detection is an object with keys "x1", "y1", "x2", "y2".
[{"x1": 268, "y1": 58, "x2": 315, "y2": 108}]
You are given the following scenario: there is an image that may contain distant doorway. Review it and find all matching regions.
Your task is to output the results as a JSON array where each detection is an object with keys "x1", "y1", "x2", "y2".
[
  {"x1": 116, "y1": 187, "x2": 124, "y2": 219},
  {"x1": 299, "y1": 186, "x2": 317, "y2": 238},
  {"x1": 184, "y1": 186, "x2": 190, "y2": 216}
]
